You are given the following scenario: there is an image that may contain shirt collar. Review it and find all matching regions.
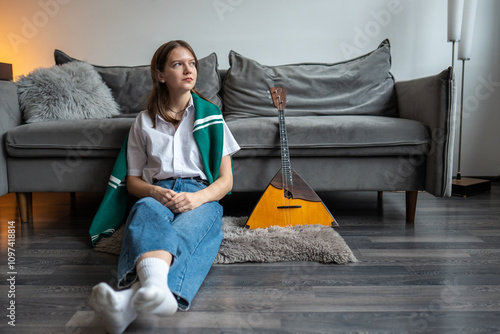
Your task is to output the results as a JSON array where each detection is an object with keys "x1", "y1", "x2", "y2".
[{"x1": 184, "y1": 95, "x2": 194, "y2": 118}]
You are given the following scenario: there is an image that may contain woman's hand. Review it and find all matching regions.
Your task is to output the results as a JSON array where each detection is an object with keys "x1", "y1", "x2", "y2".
[
  {"x1": 150, "y1": 186, "x2": 177, "y2": 206},
  {"x1": 126, "y1": 155, "x2": 233, "y2": 213},
  {"x1": 165, "y1": 191, "x2": 208, "y2": 213},
  {"x1": 152, "y1": 185, "x2": 206, "y2": 213},
  {"x1": 164, "y1": 155, "x2": 234, "y2": 214}
]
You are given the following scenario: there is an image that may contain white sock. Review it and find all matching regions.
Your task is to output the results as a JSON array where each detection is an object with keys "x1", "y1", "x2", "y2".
[
  {"x1": 89, "y1": 282, "x2": 139, "y2": 334},
  {"x1": 132, "y1": 257, "x2": 178, "y2": 316}
]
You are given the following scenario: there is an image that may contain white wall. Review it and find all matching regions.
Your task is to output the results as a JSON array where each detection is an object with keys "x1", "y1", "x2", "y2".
[{"x1": 1, "y1": 0, "x2": 499, "y2": 177}]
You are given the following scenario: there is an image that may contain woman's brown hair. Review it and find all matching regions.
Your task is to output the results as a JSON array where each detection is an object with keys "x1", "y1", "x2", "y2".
[{"x1": 147, "y1": 40, "x2": 209, "y2": 127}]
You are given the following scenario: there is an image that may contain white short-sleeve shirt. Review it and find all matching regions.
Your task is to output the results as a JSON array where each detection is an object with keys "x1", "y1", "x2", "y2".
[{"x1": 127, "y1": 97, "x2": 240, "y2": 184}]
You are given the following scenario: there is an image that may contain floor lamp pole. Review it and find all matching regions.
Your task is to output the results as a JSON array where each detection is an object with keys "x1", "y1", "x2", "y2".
[
  {"x1": 456, "y1": 59, "x2": 465, "y2": 181},
  {"x1": 451, "y1": 58, "x2": 491, "y2": 197},
  {"x1": 451, "y1": 40, "x2": 456, "y2": 70}
]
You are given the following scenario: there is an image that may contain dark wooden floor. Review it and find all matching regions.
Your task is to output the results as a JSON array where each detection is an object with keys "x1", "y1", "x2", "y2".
[{"x1": 1, "y1": 183, "x2": 500, "y2": 333}]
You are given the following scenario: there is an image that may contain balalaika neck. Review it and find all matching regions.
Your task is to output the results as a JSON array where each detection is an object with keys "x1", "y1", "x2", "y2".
[{"x1": 278, "y1": 109, "x2": 293, "y2": 186}]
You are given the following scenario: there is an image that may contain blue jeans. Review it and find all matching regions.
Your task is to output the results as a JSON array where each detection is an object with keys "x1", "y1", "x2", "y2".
[{"x1": 117, "y1": 178, "x2": 223, "y2": 311}]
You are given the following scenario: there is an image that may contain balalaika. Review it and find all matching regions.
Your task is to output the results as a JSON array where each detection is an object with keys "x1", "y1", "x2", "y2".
[{"x1": 245, "y1": 87, "x2": 338, "y2": 229}]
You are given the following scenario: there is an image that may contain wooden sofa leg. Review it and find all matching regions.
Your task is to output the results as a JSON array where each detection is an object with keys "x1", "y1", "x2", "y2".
[
  {"x1": 405, "y1": 191, "x2": 418, "y2": 223},
  {"x1": 70, "y1": 192, "x2": 76, "y2": 213},
  {"x1": 377, "y1": 191, "x2": 384, "y2": 214},
  {"x1": 27, "y1": 192, "x2": 33, "y2": 220},
  {"x1": 16, "y1": 192, "x2": 33, "y2": 223}
]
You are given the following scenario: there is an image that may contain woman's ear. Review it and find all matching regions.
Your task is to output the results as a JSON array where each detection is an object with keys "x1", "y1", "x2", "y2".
[{"x1": 157, "y1": 70, "x2": 165, "y2": 83}]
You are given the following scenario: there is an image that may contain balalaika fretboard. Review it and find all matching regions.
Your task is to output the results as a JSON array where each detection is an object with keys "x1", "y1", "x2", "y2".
[
  {"x1": 278, "y1": 108, "x2": 293, "y2": 186},
  {"x1": 271, "y1": 87, "x2": 293, "y2": 187}
]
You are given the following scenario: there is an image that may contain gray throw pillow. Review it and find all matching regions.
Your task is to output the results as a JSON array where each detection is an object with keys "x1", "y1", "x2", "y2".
[
  {"x1": 54, "y1": 50, "x2": 222, "y2": 113},
  {"x1": 16, "y1": 61, "x2": 120, "y2": 123},
  {"x1": 223, "y1": 39, "x2": 397, "y2": 119}
]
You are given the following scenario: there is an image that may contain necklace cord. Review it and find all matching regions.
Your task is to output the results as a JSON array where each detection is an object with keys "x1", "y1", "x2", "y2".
[{"x1": 167, "y1": 106, "x2": 185, "y2": 114}]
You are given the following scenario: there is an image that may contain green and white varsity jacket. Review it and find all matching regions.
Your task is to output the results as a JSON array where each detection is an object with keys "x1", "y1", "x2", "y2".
[{"x1": 89, "y1": 93, "x2": 224, "y2": 246}]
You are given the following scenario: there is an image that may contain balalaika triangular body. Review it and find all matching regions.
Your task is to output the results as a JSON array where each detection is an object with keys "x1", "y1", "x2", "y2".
[{"x1": 245, "y1": 87, "x2": 338, "y2": 229}]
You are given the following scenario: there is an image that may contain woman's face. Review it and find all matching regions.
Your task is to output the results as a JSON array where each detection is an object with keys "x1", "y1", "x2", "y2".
[{"x1": 158, "y1": 46, "x2": 197, "y2": 94}]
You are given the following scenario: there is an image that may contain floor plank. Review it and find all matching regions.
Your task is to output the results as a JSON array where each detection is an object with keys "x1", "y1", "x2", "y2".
[{"x1": 1, "y1": 182, "x2": 499, "y2": 333}]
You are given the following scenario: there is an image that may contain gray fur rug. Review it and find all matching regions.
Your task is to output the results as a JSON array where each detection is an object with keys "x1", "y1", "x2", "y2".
[{"x1": 94, "y1": 216, "x2": 357, "y2": 264}]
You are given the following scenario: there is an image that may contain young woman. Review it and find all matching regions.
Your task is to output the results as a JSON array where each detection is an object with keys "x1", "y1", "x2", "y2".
[{"x1": 89, "y1": 40, "x2": 240, "y2": 334}]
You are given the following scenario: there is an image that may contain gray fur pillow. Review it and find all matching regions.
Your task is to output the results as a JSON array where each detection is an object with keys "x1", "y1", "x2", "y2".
[{"x1": 17, "y1": 61, "x2": 120, "y2": 123}]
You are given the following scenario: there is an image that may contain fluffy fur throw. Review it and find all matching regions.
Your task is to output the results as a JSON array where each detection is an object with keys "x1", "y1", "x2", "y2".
[
  {"x1": 17, "y1": 61, "x2": 120, "y2": 123},
  {"x1": 94, "y1": 216, "x2": 357, "y2": 265}
]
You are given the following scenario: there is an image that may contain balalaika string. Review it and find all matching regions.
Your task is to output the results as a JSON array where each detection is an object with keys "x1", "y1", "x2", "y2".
[{"x1": 275, "y1": 88, "x2": 293, "y2": 225}]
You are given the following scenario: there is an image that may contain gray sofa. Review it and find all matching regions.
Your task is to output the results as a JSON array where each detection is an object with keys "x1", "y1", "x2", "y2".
[{"x1": 0, "y1": 40, "x2": 456, "y2": 223}]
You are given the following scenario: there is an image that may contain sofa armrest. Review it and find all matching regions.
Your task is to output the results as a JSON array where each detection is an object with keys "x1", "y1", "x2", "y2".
[
  {"x1": 0, "y1": 81, "x2": 21, "y2": 196},
  {"x1": 395, "y1": 67, "x2": 456, "y2": 197}
]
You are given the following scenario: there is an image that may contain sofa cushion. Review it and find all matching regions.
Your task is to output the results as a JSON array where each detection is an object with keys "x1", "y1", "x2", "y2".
[
  {"x1": 223, "y1": 39, "x2": 397, "y2": 119},
  {"x1": 227, "y1": 115, "x2": 430, "y2": 157},
  {"x1": 6, "y1": 118, "x2": 134, "y2": 158},
  {"x1": 54, "y1": 50, "x2": 222, "y2": 113},
  {"x1": 16, "y1": 61, "x2": 120, "y2": 123}
]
